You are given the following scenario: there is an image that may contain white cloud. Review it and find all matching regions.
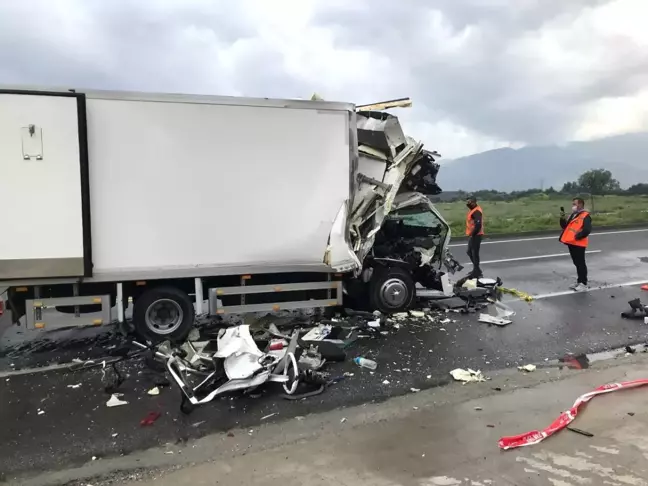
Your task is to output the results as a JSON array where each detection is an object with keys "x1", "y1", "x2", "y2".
[{"x1": 0, "y1": 0, "x2": 647, "y2": 158}]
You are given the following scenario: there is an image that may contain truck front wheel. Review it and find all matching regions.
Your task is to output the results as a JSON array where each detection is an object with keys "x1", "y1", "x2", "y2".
[
  {"x1": 133, "y1": 287, "x2": 195, "y2": 343},
  {"x1": 369, "y1": 267, "x2": 416, "y2": 314}
]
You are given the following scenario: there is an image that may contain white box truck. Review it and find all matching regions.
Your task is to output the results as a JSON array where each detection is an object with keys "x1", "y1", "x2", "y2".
[{"x1": 0, "y1": 88, "x2": 460, "y2": 341}]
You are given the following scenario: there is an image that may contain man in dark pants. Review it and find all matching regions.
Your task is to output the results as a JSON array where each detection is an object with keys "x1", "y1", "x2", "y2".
[
  {"x1": 465, "y1": 196, "x2": 484, "y2": 278},
  {"x1": 559, "y1": 197, "x2": 592, "y2": 291}
]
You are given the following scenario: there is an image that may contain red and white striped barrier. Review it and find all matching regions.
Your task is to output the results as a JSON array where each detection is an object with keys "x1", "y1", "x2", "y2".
[{"x1": 499, "y1": 379, "x2": 648, "y2": 450}]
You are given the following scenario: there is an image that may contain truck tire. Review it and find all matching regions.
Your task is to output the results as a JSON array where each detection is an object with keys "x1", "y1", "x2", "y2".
[
  {"x1": 369, "y1": 267, "x2": 416, "y2": 314},
  {"x1": 133, "y1": 287, "x2": 195, "y2": 343}
]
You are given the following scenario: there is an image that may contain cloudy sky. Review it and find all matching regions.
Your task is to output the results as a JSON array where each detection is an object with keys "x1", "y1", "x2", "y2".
[{"x1": 1, "y1": 0, "x2": 647, "y2": 158}]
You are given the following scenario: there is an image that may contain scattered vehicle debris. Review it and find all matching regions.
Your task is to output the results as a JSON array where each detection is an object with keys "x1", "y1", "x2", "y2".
[
  {"x1": 479, "y1": 314, "x2": 512, "y2": 327},
  {"x1": 106, "y1": 394, "x2": 128, "y2": 408},
  {"x1": 566, "y1": 426, "x2": 594, "y2": 438},
  {"x1": 518, "y1": 364, "x2": 537, "y2": 372},
  {"x1": 140, "y1": 411, "x2": 161, "y2": 427},
  {"x1": 621, "y1": 298, "x2": 648, "y2": 319},
  {"x1": 450, "y1": 368, "x2": 486, "y2": 383},
  {"x1": 147, "y1": 387, "x2": 160, "y2": 396},
  {"x1": 500, "y1": 287, "x2": 533, "y2": 302},
  {"x1": 499, "y1": 378, "x2": 648, "y2": 450}
]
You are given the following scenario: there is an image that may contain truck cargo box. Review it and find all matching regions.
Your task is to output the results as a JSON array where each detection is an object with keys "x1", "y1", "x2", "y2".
[{"x1": 0, "y1": 89, "x2": 358, "y2": 281}]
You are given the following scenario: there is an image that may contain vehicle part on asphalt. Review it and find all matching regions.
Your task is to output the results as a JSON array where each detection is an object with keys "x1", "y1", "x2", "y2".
[{"x1": 450, "y1": 368, "x2": 486, "y2": 383}]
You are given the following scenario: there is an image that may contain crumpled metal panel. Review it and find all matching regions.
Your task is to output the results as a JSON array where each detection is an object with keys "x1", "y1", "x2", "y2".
[{"x1": 356, "y1": 111, "x2": 407, "y2": 155}]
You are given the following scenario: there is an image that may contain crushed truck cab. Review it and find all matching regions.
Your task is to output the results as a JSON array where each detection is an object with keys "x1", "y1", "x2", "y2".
[{"x1": 341, "y1": 108, "x2": 462, "y2": 312}]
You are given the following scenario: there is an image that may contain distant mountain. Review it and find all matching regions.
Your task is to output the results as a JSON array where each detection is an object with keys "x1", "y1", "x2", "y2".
[{"x1": 437, "y1": 132, "x2": 648, "y2": 192}]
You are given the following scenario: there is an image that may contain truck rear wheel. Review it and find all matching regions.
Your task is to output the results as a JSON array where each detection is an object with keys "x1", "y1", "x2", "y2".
[
  {"x1": 369, "y1": 267, "x2": 416, "y2": 314},
  {"x1": 133, "y1": 287, "x2": 195, "y2": 343}
]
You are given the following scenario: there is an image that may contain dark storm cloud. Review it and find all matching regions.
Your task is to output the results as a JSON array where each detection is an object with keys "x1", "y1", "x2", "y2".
[{"x1": 314, "y1": 0, "x2": 646, "y2": 144}]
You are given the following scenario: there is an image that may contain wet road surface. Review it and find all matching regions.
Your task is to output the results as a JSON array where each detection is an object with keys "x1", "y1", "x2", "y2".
[{"x1": 1, "y1": 228, "x2": 647, "y2": 481}]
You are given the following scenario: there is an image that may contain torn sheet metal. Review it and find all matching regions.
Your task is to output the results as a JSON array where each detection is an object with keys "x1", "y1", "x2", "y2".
[
  {"x1": 356, "y1": 111, "x2": 407, "y2": 156},
  {"x1": 478, "y1": 314, "x2": 512, "y2": 326},
  {"x1": 450, "y1": 368, "x2": 486, "y2": 383}
]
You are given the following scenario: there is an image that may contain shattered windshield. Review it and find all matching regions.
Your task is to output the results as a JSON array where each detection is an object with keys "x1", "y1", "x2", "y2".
[
  {"x1": 374, "y1": 202, "x2": 449, "y2": 264},
  {"x1": 385, "y1": 204, "x2": 445, "y2": 238}
]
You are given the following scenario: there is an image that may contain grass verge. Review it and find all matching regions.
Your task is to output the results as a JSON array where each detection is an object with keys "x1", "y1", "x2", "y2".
[{"x1": 436, "y1": 194, "x2": 648, "y2": 236}]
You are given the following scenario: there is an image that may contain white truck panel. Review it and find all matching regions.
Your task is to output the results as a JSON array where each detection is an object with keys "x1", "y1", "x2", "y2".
[
  {"x1": 0, "y1": 93, "x2": 85, "y2": 278},
  {"x1": 86, "y1": 97, "x2": 353, "y2": 275}
]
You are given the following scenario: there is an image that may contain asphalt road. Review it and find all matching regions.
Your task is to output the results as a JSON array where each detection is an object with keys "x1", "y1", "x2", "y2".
[{"x1": 1, "y1": 227, "x2": 648, "y2": 482}]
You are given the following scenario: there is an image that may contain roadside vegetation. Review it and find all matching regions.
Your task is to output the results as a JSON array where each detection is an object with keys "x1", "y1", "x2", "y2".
[{"x1": 436, "y1": 169, "x2": 648, "y2": 235}]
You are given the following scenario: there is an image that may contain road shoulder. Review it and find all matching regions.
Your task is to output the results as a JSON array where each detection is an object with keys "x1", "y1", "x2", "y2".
[{"x1": 21, "y1": 352, "x2": 648, "y2": 486}]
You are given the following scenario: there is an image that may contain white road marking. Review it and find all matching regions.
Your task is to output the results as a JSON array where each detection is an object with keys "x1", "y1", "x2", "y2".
[
  {"x1": 448, "y1": 228, "x2": 648, "y2": 248},
  {"x1": 462, "y1": 250, "x2": 601, "y2": 266},
  {"x1": 530, "y1": 279, "x2": 648, "y2": 300}
]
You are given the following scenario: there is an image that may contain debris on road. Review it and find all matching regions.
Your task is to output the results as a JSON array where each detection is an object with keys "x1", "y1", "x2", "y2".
[
  {"x1": 621, "y1": 298, "x2": 648, "y2": 319},
  {"x1": 147, "y1": 387, "x2": 160, "y2": 396},
  {"x1": 518, "y1": 364, "x2": 537, "y2": 373},
  {"x1": 566, "y1": 426, "x2": 594, "y2": 438},
  {"x1": 140, "y1": 411, "x2": 161, "y2": 427},
  {"x1": 500, "y1": 286, "x2": 533, "y2": 302},
  {"x1": 261, "y1": 413, "x2": 277, "y2": 421},
  {"x1": 499, "y1": 378, "x2": 648, "y2": 450},
  {"x1": 106, "y1": 394, "x2": 128, "y2": 408},
  {"x1": 67, "y1": 384, "x2": 82, "y2": 389},
  {"x1": 450, "y1": 368, "x2": 486, "y2": 383},
  {"x1": 478, "y1": 314, "x2": 512, "y2": 327},
  {"x1": 354, "y1": 357, "x2": 377, "y2": 370}
]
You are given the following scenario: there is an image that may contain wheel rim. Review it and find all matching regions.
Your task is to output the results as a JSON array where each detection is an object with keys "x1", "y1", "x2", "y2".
[
  {"x1": 379, "y1": 278, "x2": 409, "y2": 309},
  {"x1": 145, "y1": 299, "x2": 184, "y2": 335}
]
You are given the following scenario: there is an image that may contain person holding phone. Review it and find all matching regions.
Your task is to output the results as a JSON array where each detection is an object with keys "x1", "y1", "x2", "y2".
[{"x1": 559, "y1": 198, "x2": 592, "y2": 291}]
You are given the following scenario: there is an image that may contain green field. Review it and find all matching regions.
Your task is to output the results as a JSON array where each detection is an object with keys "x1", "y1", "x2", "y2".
[{"x1": 436, "y1": 194, "x2": 648, "y2": 236}]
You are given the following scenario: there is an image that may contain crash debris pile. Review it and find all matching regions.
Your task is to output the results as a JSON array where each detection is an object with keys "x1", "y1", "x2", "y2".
[
  {"x1": 621, "y1": 297, "x2": 648, "y2": 322},
  {"x1": 131, "y1": 274, "x2": 508, "y2": 410}
]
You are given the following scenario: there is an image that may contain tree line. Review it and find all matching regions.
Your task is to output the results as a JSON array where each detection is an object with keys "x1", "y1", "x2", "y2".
[{"x1": 446, "y1": 169, "x2": 648, "y2": 202}]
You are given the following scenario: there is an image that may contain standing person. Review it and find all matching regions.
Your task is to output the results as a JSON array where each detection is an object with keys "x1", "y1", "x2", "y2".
[
  {"x1": 560, "y1": 197, "x2": 592, "y2": 291},
  {"x1": 465, "y1": 195, "x2": 484, "y2": 278}
]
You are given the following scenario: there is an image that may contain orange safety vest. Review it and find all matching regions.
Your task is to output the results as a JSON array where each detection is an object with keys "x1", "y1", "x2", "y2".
[
  {"x1": 465, "y1": 205, "x2": 485, "y2": 236},
  {"x1": 560, "y1": 211, "x2": 589, "y2": 247}
]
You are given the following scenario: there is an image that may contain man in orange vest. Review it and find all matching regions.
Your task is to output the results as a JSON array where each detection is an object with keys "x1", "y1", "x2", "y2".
[
  {"x1": 465, "y1": 195, "x2": 484, "y2": 278},
  {"x1": 559, "y1": 197, "x2": 592, "y2": 291}
]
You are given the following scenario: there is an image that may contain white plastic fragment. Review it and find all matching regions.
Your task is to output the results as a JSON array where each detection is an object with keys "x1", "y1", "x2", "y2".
[
  {"x1": 147, "y1": 387, "x2": 160, "y2": 396},
  {"x1": 340, "y1": 417, "x2": 347, "y2": 423},
  {"x1": 478, "y1": 313, "x2": 512, "y2": 326},
  {"x1": 518, "y1": 364, "x2": 537, "y2": 372},
  {"x1": 67, "y1": 383, "x2": 82, "y2": 389},
  {"x1": 106, "y1": 394, "x2": 128, "y2": 407},
  {"x1": 410, "y1": 388, "x2": 421, "y2": 393},
  {"x1": 382, "y1": 380, "x2": 391, "y2": 385},
  {"x1": 37, "y1": 409, "x2": 45, "y2": 415},
  {"x1": 261, "y1": 413, "x2": 277, "y2": 420},
  {"x1": 450, "y1": 368, "x2": 486, "y2": 383},
  {"x1": 410, "y1": 310, "x2": 425, "y2": 318},
  {"x1": 367, "y1": 319, "x2": 381, "y2": 328}
]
